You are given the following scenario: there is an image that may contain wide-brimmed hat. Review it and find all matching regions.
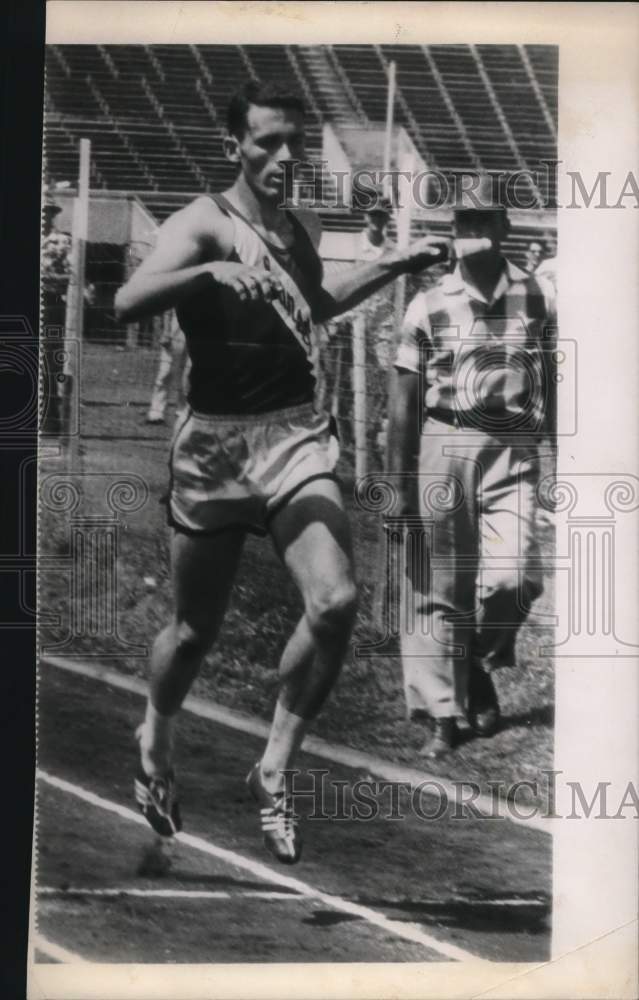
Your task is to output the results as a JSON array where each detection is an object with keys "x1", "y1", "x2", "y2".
[{"x1": 447, "y1": 172, "x2": 508, "y2": 212}]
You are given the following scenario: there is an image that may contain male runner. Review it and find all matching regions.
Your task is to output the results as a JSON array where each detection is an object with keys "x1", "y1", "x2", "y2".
[{"x1": 115, "y1": 80, "x2": 446, "y2": 864}]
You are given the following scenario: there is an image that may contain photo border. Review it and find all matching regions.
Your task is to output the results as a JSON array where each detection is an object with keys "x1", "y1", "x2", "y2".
[{"x1": 30, "y1": 4, "x2": 639, "y2": 998}]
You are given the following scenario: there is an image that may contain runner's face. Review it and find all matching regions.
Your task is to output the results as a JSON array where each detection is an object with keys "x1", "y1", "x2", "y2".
[{"x1": 238, "y1": 105, "x2": 306, "y2": 202}]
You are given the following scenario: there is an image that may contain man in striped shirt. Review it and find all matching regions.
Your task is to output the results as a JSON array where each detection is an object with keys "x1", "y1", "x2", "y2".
[{"x1": 387, "y1": 173, "x2": 556, "y2": 759}]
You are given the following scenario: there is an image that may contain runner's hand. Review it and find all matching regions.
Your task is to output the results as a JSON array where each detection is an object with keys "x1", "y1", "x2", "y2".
[
  {"x1": 393, "y1": 237, "x2": 450, "y2": 274},
  {"x1": 207, "y1": 262, "x2": 283, "y2": 303}
]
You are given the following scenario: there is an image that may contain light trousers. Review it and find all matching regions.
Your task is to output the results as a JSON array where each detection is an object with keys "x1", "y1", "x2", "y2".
[
  {"x1": 148, "y1": 342, "x2": 189, "y2": 420},
  {"x1": 400, "y1": 419, "x2": 544, "y2": 719}
]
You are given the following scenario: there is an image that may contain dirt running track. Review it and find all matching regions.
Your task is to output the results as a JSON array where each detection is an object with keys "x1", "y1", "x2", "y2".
[{"x1": 35, "y1": 666, "x2": 551, "y2": 964}]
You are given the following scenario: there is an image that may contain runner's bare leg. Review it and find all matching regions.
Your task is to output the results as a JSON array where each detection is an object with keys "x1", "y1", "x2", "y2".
[
  {"x1": 260, "y1": 478, "x2": 357, "y2": 794},
  {"x1": 139, "y1": 528, "x2": 245, "y2": 776}
]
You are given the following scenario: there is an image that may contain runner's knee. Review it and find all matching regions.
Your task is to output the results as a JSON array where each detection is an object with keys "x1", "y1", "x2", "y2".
[
  {"x1": 172, "y1": 618, "x2": 215, "y2": 659},
  {"x1": 305, "y1": 580, "x2": 358, "y2": 637}
]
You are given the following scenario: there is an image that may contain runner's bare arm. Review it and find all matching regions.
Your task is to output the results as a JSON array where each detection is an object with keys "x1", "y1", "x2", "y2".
[
  {"x1": 115, "y1": 197, "x2": 282, "y2": 322},
  {"x1": 314, "y1": 236, "x2": 450, "y2": 321}
]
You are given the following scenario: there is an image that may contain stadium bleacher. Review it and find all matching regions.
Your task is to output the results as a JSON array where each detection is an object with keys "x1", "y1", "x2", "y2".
[
  {"x1": 41, "y1": 43, "x2": 559, "y2": 491},
  {"x1": 524, "y1": 45, "x2": 558, "y2": 125},
  {"x1": 476, "y1": 45, "x2": 557, "y2": 204},
  {"x1": 44, "y1": 42, "x2": 558, "y2": 254},
  {"x1": 380, "y1": 45, "x2": 476, "y2": 172}
]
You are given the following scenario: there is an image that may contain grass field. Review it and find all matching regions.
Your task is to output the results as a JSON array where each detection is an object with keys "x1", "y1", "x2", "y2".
[{"x1": 38, "y1": 342, "x2": 555, "y2": 810}]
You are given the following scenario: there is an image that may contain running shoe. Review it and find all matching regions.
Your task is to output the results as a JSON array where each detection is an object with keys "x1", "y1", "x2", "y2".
[
  {"x1": 418, "y1": 717, "x2": 458, "y2": 759},
  {"x1": 468, "y1": 664, "x2": 501, "y2": 737},
  {"x1": 246, "y1": 762, "x2": 302, "y2": 865},
  {"x1": 134, "y1": 767, "x2": 182, "y2": 838}
]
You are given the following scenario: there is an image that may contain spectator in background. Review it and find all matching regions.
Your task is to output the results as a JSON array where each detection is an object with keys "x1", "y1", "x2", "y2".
[
  {"x1": 387, "y1": 173, "x2": 555, "y2": 759},
  {"x1": 83, "y1": 281, "x2": 99, "y2": 339},
  {"x1": 41, "y1": 201, "x2": 71, "y2": 434},
  {"x1": 42, "y1": 228, "x2": 72, "y2": 304},
  {"x1": 535, "y1": 230, "x2": 557, "y2": 294},
  {"x1": 326, "y1": 191, "x2": 395, "y2": 459},
  {"x1": 146, "y1": 310, "x2": 189, "y2": 424},
  {"x1": 524, "y1": 239, "x2": 544, "y2": 274},
  {"x1": 43, "y1": 197, "x2": 61, "y2": 240},
  {"x1": 356, "y1": 195, "x2": 396, "y2": 465},
  {"x1": 356, "y1": 193, "x2": 393, "y2": 261}
]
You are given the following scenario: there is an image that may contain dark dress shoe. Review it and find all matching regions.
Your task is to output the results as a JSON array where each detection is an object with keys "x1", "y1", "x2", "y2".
[
  {"x1": 468, "y1": 667, "x2": 500, "y2": 737},
  {"x1": 418, "y1": 717, "x2": 458, "y2": 760}
]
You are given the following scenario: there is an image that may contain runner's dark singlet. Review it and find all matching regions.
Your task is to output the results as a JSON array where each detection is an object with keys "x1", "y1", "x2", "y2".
[{"x1": 177, "y1": 195, "x2": 325, "y2": 415}]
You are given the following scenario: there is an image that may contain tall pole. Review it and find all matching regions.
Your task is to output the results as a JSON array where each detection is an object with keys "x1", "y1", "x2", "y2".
[
  {"x1": 383, "y1": 62, "x2": 410, "y2": 345},
  {"x1": 383, "y1": 59, "x2": 396, "y2": 197},
  {"x1": 393, "y1": 146, "x2": 414, "y2": 346},
  {"x1": 352, "y1": 60, "x2": 396, "y2": 483},
  {"x1": 352, "y1": 311, "x2": 367, "y2": 481},
  {"x1": 63, "y1": 137, "x2": 90, "y2": 467}
]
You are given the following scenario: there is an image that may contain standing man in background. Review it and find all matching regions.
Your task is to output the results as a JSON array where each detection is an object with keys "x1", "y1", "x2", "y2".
[
  {"x1": 387, "y1": 174, "x2": 555, "y2": 759},
  {"x1": 523, "y1": 238, "x2": 544, "y2": 274},
  {"x1": 146, "y1": 310, "x2": 189, "y2": 424},
  {"x1": 325, "y1": 192, "x2": 395, "y2": 456},
  {"x1": 41, "y1": 198, "x2": 71, "y2": 435},
  {"x1": 535, "y1": 231, "x2": 557, "y2": 294},
  {"x1": 356, "y1": 192, "x2": 393, "y2": 261}
]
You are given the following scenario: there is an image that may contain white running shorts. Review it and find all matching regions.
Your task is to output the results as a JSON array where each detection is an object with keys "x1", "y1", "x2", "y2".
[{"x1": 167, "y1": 404, "x2": 340, "y2": 536}]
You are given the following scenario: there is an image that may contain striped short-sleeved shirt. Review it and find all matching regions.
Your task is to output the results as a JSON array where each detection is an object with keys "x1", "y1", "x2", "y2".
[{"x1": 395, "y1": 259, "x2": 556, "y2": 434}]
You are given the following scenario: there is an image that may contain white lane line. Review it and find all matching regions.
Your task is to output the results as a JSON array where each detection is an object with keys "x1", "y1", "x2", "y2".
[
  {"x1": 38, "y1": 887, "x2": 306, "y2": 901},
  {"x1": 37, "y1": 886, "x2": 547, "y2": 907},
  {"x1": 37, "y1": 769, "x2": 480, "y2": 963},
  {"x1": 33, "y1": 933, "x2": 88, "y2": 964},
  {"x1": 40, "y1": 654, "x2": 553, "y2": 836}
]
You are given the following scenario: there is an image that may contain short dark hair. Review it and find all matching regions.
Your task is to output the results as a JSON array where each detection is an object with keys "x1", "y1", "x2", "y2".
[{"x1": 226, "y1": 79, "x2": 305, "y2": 138}]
